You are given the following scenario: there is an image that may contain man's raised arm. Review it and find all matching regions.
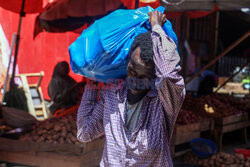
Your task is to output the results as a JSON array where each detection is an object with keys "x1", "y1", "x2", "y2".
[
  {"x1": 150, "y1": 14, "x2": 185, "y2": 139},
  {"x1": 77, "y1": 83, "x2": 105, "y2": 142}
]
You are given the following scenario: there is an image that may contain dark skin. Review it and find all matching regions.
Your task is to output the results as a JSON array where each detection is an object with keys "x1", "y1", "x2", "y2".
[
  {"x1": 127, "y1": 11, "x2": 166, "y2": 104},
  {"x1": 126, "y1": 47, "x2": 155, "y2": 104}
]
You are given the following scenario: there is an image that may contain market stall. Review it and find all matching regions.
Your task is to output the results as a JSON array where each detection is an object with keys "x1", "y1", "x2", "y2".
[
  {"x1": 173, "y1": 93, "x2": 250, "y2": 157},
  {"x1": 0, "y1": 105, "x2": 105, "y2": 167},
  {"x1": 184, "y1": 152, "x2": 250, "y2": 167},
  {"x1": 1, "y1": 91, "x2": 249, "y2": 166},
  {"x1": 0, "y1": 137, "x2": 104, "y2": 167},
  {"x1": 0, "y1": 0, "x2": 249, "y2": 166}
]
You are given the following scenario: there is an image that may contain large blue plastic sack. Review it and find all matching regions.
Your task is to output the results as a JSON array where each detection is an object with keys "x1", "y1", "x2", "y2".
[{"x1": 69, "y1": 6, "x2": 178, "y2": 82}]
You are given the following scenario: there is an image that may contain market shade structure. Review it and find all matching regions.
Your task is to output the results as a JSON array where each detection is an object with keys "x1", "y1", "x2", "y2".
[
  {"x1": 162, "y1": 0, "x2": 250, "y2": 11},
  {"x1": 0, "y1": 0, "x2": 43, "y2": 89},
  {"x1": 0, "y1": 0, "x2": 43, "y2": 14},
  {"x1": 34, "y1": 0, "x2": 250, "y2": 38},
  {"x1": 34, "y1": 0, "x2": 125, "y2": 38},
  {"x1": 33, "y1": 0, "x2": 164, "y2": 38}
]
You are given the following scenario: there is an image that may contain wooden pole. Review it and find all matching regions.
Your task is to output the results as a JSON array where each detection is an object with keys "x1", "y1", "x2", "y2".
[
  {"x1": 215, "y1": 61, "x2": 249, "y2": 93},
  {"x1": 213, "y1": 11, "x2": 219, "y2": 59},
  {"x1": 182, "y1": 14, "x2": 190, "y2": 80},
  {"x1": 185, "y1": 31, "x2": 250, "y2": 84}
]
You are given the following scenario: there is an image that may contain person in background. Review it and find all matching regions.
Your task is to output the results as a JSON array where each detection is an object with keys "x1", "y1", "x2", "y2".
[
  {"x1": 198, "y1": 70, "x2": 218, "y2": 97},
  {"x1": 48, "y1": 61, "x2": 79, "y2": 114},
  {"x1": 77, "y1": 11, "x2": 185, "y2": 166}
]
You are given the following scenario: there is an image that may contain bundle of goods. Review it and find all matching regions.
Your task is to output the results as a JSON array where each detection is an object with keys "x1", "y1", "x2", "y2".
[
  {"x1": 1, "y1": 107, "x2": 36, "y2": 128},
  {"x1": 176, "y1": 109, "x2": 199, "y2": 125},
  {"x1": 0, "y1": 106, "x2": 36, "y2": 138},
  {"x1": 184, "y1": 152, "x2": 250, "y2": 167},
  {"x1": 69, "y1": 6, "x2": 177, "y2": 82},
  {"x1": 181, "y1": 94, "x2": 244, "y2": 119},
  {"x1": 19, "y1": 113, "x2": 80, "y2": 145}
]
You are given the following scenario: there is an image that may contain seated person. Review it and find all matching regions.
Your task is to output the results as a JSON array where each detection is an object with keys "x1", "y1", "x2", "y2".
[
  {"x1": 48, "y1": 61, "x2": 79, "y2": 114},
  {"x1": 198, "y1": 70, "x2": 218, "y2": 96}
]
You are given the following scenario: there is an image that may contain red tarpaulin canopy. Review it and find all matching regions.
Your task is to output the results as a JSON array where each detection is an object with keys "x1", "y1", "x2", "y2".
[
  {"x1": 34, "y1": 0, "x2": 219, "y2": 38},
  {"x1": 39, "y1": 0, "x2": 122, "y2": 20},
  {"x1": 34, "y1": 0, "x2": 124, "y2": 37},
  {"x1": 0, "y1": 0, "x2": 43, "y2": 13},
  {"x1": 34, "y1": 0, "x2": 166, "y2": 37},
  {"x1": 0, "y1": 0, "x2": 43, "y2": 93},
  {"x1": 187, "y1": 4, "x2": 218, "y2": 19}
]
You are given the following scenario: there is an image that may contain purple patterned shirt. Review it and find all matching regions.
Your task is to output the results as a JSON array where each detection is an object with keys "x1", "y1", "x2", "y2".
[{"x1": 77, "y1": 25, "x2": 185, "y2": 167}]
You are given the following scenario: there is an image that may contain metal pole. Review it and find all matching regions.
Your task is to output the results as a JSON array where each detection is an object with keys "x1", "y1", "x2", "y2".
[
  {"x1": 135, "y1": 0, "x2": 139, "y2": 9},
  {"x1": 10, "y1": 0, "x2": 26, "y2": 89},
  {"x1": 1, "y1": 33, "x2": 16, "y2": 104},
  {"x1": 215, "y1": 61, "x2": 249, "y2": 93}
]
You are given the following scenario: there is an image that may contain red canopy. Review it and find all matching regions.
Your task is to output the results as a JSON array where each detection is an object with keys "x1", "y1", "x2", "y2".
[
  {"x1": 33, "y1": 0, "x2": 125, "y2": 38},
  {"x1": 139, "y1": 0, "x2": 161, "y2": 9},
  {"x1": 0, "y1": 0, "x2": 43, "y2": 14},
  {"x1": 39, "y1": 0, "x2": 122, "y2": 21},
  {"x1": 187, "y1": 4, "x2": 218, "y2": 19},
  {"x1": 121, "y1": 0, "x2": 161, "y2": 9}
]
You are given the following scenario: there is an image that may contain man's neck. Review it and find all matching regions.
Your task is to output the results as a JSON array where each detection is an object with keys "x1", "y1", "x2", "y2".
[{"x1": 127, "y1": 89, "x2": 148, "y2": 105}]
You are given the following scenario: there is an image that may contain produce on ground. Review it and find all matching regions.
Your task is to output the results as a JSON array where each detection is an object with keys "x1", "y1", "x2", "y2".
[
  {"x1": 19, "y1": 113, "x2": 80, "y2": 145},
  {"x1": 177, "y1": 94, "x2": 248, "y2": 125},
  {"x1": 176, "y1": 109, "x2": 199, "y2": 125},
  {"x1": 17, "y1": 93, "x2": 248, "y2": 142},
  {"x1": 184, "y1": 152, "x2": 250, "y2": 167}
]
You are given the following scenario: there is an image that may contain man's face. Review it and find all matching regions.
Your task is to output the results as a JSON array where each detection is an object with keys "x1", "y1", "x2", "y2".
[{"x1": 126, "y1": 47, "x2": 156, "y2": 94}]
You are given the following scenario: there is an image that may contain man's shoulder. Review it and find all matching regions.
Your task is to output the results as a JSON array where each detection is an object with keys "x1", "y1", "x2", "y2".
[{"x1": 100, "y1": 88, "x2": 117, "y2": 98}]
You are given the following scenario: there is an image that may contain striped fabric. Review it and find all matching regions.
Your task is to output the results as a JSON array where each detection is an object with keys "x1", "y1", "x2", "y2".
[{"x1": 77, "y1": 25, "x2": 185, "y2": 167}]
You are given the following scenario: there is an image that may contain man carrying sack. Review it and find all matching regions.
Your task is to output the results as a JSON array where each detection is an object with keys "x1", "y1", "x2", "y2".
[{"x1": 77, "y1": 11, "x2": 185, "y2": 166}]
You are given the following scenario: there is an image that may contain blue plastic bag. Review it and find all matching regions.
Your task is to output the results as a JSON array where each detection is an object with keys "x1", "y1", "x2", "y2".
[{"x1": 69, "y1": 6, "x2": 178, "y2": 82}]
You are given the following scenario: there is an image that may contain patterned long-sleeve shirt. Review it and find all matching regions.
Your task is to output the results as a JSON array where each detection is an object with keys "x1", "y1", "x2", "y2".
[{"x1": 77, "y1": 25, "x2": 186, "y2": 167}]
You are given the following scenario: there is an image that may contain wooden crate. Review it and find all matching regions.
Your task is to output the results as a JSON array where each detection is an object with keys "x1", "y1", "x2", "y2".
[
  {"x1": 200, "y1": 118, "x2": 214, "y2": 132},
  {"x1": 172, "y1": 122, "x2": 200, "y2": 157},
  {"x1": 214, "y1": 112, "x2": 250, "y2": 151},
  {"x1": 175, "y1": 122, "x2": 200, "y2": 145},
  {"x1": 0, "y1": 137, "x2": 85, "y2": 154},
  {"x1": 16, "y1": 72, "x2": 49, "y2": 120},
  {"x1": 174, "y1": 118, "x2": 214, "y2": 146},
  {"x1": 214, "y1": 82, "x2": 249, "y2": 95},
  {"x1": 215, "y1": 112, "x2": 249, "y2": 127},
  {"x1": 0, "y1": 137, "x2": 105, "y2": 167}
]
